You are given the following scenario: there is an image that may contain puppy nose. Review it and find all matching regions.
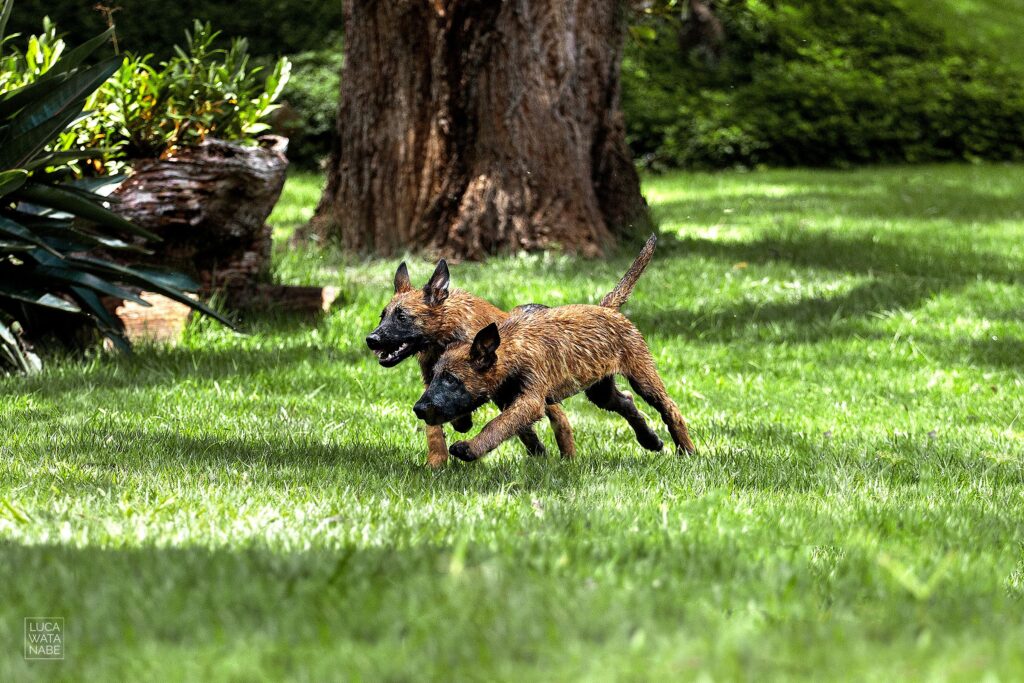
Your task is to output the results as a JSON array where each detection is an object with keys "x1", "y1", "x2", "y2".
[
  {"x1": 413, "y1": 402, "x2": 430, "y2": 421},
  {"x1": 365, "y1": 333, "x2": 381, "y2": 350}
]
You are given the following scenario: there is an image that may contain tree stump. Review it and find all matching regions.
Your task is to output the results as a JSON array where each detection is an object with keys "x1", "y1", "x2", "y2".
[{"x1": 112, "y1": 136, "x2": 289, "y2": 306}]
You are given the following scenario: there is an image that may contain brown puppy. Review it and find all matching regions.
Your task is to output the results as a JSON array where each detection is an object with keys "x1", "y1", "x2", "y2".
[
  {"x1": 366, "y1": 261, "x2": 576, "y2": 467},
  {"x1": 415, "y1": 235, "x2": 695, "y2": 461}
]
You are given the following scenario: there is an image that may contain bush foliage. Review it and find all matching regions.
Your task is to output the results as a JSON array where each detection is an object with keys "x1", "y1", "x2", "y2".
[
  {"x1": 11, "y1": 1, "x2": 1023, "y2": 169},
  {"x1": 623, "y1": 0, "x2": 1024, "y2": 169},
  {"x1": 4, "y1": 0, "x2": 341, "y2": 60},
  {"x1": 3, "y1": 19, "x2": 289, "y2": 172},
  {"x1": 0, "y1": 6, "x2": 230, "y2": 372},
  {"x1": 274, "y1": 45, "x2": 342, "y2": 168}
]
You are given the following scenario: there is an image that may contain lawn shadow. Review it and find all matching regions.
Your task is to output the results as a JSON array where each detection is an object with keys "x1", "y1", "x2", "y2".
[
  {"x1": 655, "y1": 227, "x2": 1021, "y2": 285},
  {"x1": 652, "y1": 182, "x2": 1024, "y2": 227},
  {"x1": 44, "y1": 427, "x2": 590, "y2": 496},
  {"x1": 32, "y1": 421, "x2": 862, "y2": 497},
  {"x1": 18, "y1": 339, "x2": 373, "y2": 398},
  {"x1": 633, "y1": 277, "x2": 942, "y2": 343},
  {"x1": 631, "y1": 225, "x2": 1022, "y2": 344}
]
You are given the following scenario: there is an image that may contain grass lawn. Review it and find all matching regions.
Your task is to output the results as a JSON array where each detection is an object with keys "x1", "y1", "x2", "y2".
[{"x1": 2, "y1": 164, "x2": 1023, "y2": 679}]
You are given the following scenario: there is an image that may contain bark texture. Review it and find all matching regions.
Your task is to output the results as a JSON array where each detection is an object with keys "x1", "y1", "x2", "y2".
[
  {"x1": 112, "y1": 136, "x2": 289, "y2": 304},
  {"x1": 313, "y1": 0, "x2": 648, "y2": 259}
]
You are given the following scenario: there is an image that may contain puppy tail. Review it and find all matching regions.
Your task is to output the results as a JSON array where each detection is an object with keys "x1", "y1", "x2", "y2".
[{"x1": 600, "y1": 233, "x2": 657, "y2": 309}]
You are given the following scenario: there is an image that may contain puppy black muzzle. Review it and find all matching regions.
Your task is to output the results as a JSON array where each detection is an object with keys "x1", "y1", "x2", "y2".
[
  {"x1": 413, "y1": 399, "x2": 444, "y2": 426},
  {"x1": 366, "y1": 324, "x2": 421, "y2": 368}
]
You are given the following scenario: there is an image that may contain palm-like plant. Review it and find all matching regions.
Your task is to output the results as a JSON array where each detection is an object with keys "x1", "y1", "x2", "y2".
[{"x1": 0, "y1": 0, "x2": 231, "y2": 372}]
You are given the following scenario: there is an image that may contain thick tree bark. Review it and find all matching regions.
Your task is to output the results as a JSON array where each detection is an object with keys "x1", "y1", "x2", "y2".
[
  {"x1": 313, "y1": 0, "x2": 648, "y2": 259},
  {"x1": 112, "y1": 136, "x2": 289, "y2": 305}
]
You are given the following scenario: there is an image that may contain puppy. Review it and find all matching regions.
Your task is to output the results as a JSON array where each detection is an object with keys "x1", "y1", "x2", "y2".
[
  {"x1": 366, "y1": 261, "x2": 575, "y2": 466},
  {"x1": 414, "y1": 235, "x2": 695, "y2": 461}
]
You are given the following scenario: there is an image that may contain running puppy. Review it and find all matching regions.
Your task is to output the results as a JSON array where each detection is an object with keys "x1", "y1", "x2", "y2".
[
  {"x1": 366, "y1": 260, "x2": 575, "y2": 466},
  {"x1": 414, "y1": 235, "x2": 695, "y2": 461}
]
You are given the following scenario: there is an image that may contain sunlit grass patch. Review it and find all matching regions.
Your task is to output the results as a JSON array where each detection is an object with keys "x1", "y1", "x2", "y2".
[{"x1": 2, "y1": 163, "x2": 1023, "y2": 679}]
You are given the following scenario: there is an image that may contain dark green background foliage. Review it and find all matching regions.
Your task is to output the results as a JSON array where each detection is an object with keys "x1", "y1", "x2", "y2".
[
  {"x1": 623, "y1": 0, "x2": 1024, "y2": 168},
  {"x1": 7, "y1": 2, "x2": 342, "y2": 167},
  {"x1": 5, "y1": 0, "x2": 342, "y2": 59},
  {"x1": 13, "y1": 1, "x2": 1024, "y2": 169},
  {"x1": 274, "y1": 47, "x2": 342, "y2": 168}
]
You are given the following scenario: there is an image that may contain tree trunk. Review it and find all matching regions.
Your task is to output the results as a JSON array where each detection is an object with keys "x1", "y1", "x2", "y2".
[{"x1": 312, "y1": 0, "x2": 648, "y2": 259}]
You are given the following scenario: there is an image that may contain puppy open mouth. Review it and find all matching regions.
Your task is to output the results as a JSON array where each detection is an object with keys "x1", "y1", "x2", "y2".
[{"x1": 374, "y1": 341, "x2": 415, "y2": 367}]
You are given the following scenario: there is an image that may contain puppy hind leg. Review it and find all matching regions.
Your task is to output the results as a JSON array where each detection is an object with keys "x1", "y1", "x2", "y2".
[
  {"x1": 624, "y1": 355, "x2": 696, "y2": 455},
  {"x1": 584, "y1": 377, "x2": 663, "y2": 451},
  {"x1": 545, "y1": 403, "x2": 576, "y2": 459}
]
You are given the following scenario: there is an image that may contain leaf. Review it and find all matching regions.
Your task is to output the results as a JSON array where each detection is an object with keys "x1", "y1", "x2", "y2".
[
  {"x1": 29, "y1": 258, "x2": 150, "y2": 307},
  {"x1": 0, "y1": 215, "x2": 64, "y2": 257},
  {"x1": 70, "y1": 286, "x2": 130, "y2": 353},
  {"x1": 0, "y1": 57, "x2": 120, "y2": 167},
  {"x1": 0, "y1": 29, "x2": 115, "y2": 118},
  {"x1": 129, "y1": 267, "x2": 200, "y2": 292},
  {"x1": 0, "y1": 0, "x2": 11, "y2": 47},
  {"x1": 0, "y1": 282, "x2": 81, "y2": 312},
  {"x1": 23, "y1": 149, "x2": 107, "y2": 172},
  {"x1": 52, "y1": 26, "x2": 114, "y2": 73},
  {"x1": 35, "y1": 227, "x2": 150, "y2": 254},
  {"x1": 0, "y1": 319, "x2": 32, "y2": 374},
  {"x1": 67, "y1": 255, "x2": 235, "y2": 329},
  {"x1": 13, "y1": 183, "x2": 160, "y2": 241},
  {"x1": 0, "y1": 169, "x2": 27, "y2": 197},
  {"x1": 63, "y1": 174, "x2": 127, "y2": 196}
]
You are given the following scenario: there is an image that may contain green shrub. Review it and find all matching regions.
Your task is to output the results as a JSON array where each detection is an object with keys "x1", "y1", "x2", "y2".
[
  {"x1": 274, "y1": 45, "x2": 342, "y2": 168},
  {"x1": 0, "y1": 3, "x2": 231, "y2": 372},
  {"x1": 623, "y1": 0, "x2": 1024, "y2": 169},
  {"x1": 4, "y1": 0, "x2": 343, "y2": 60},
  {"x1": 4, "y1": 19, "x2": 290, "y2": 172},
  {"x1": 78, "y1": 21, "x2": 289, "y2": 168}
]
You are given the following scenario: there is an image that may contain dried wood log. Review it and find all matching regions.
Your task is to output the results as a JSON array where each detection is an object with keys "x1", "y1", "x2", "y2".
[
  {"x1": 112, "y1": 136, "x2": 289, "y2": 306},
  {"x1": 103, "y1": 285, "x2": 339, "y2": 347},
  {"x1": 236, "y1": 284, "x2": 341, "y2": 314},
  {"x1": 108, "y1": 292, "x2": 196, "y2": 345}
]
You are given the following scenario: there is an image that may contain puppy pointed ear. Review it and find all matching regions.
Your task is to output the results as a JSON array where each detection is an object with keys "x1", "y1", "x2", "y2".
[
  {"x1": 423, "y1": 259, "x2": 450, "y2": 306},
  {"x1": 469, "y1": 322, "x2": 500, "y2": 370},
  {"x1": 394, "y1": 262, "x2": 412, "y2": 293}
]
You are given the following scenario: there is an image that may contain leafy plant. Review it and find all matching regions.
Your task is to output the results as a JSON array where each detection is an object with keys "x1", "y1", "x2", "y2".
[
  {"x1": 623, "y1": 0, "x2": 1024, "y2": 169},
  {"x1": 3, "y1": 19, "x2": 290, "y2": 173},
  {"x1": 5, "y1": 0, "x2": 344, "y2": 62},
  {"x1": 274, "y1": 44, "x2": 341, "y2": 168},
  {"x1": 70, "y1": 20, "x2": 289, "y2": 167},
  {"x1": 0, "y1": 0, "x2": 231, "y2": 373}
]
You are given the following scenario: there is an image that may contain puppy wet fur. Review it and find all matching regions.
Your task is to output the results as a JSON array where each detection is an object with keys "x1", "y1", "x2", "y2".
[
  {"x1": 366, "y1": 259, "x2": 576, "y2": 466},
  {"x1": 416, "y1": 235, "x2": 695, "y2": 462}
]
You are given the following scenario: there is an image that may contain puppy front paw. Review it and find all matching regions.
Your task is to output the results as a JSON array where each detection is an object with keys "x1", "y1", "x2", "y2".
[
  {"x1": 451, "y1": 414, "x2": 473, "y2": 433},
  {"x1": 449, "y1": 441, "x2": 476, "y2": 462}
]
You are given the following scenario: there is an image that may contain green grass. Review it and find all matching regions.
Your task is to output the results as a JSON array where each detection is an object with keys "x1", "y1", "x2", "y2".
[{"x1": 2, "y1": 164, "x2": 1024, "y2": 680}]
